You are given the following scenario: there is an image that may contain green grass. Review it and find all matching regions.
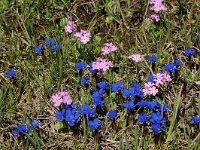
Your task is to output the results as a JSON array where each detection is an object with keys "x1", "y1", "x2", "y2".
[{"x1": 0, "y1": 0, "x2": 200, "y2": 149}]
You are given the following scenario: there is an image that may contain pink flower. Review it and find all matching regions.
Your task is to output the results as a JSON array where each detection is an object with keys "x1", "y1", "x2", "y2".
[
  {"x1": 64, "y1": 20, "x2": 77, "y2": 33},
  {"x1": 150, "y1": 14, "x2": 160, "y2": 22},
  {"x1": 74, "y1": 30, "x2": 92, "y2": 44},
  {"x1": 196, "y1": 81, "x2": 200, "y2": 86},
  {"x1": 142, "y1": 82, "x2": 158, "y2": 96},
  {"x1": 150, "y1": 0, "x2": 167, "y2": 12},
  {"x1": 153, "y1": 73, "x2": 172, "y2": 86},
  {"x1": 128, "y1": 54, "x2": 144, "y2": 62},
  {"x1": 92, "y1": 58, "x2": 113, "y2": 72},
  {"x1": 52, "y1": 91, "x2": 72, "y2": 107},
  {"x1": 102, "y1": 42, "x2": 118, "y2": 55}
]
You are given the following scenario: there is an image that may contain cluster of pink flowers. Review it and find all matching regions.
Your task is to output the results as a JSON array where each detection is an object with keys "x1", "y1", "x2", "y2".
[
  {"x1": 150, "y1": 0, "x2": 167, "y2": 12},
  {"x1": 128, "y1": 54, "x2": 144, "y2": 62},
  {"x1": 142, "y1": 82, "x2": 158, "y2": 96},
  {"x1": 64, "y1": 20, "x2": 92, "y2": 44},
  {"x1": 143, "y1": 73, "x2": 172, "y2": 96},
  {"x1": 102, "y1": 42, "x2": 118, "y2": 55},
  {"x1": 150, "y1": 14, "x2": 160, "y2": 22},
  {"x1": 153, "y1": 73, "x2": 172, "y2": 86},
  {"x1": 74, "y1": 30, "x2": 92, "y2": 44},
  {"x1": 148, "y1": 0, "x2": 167, "y2": 22},
  {"x1": 196, "y1": 81, "x2": 200, "y2": 86},
  {"x1": 64, "y1": 20, "x2": 77, "y2": 33},
  {"x1": 52, "y1": 91, "x2": 72, "y2": 107},
  {"x1": 92, "y1": 58, "x2": 113, "y2": 72}
]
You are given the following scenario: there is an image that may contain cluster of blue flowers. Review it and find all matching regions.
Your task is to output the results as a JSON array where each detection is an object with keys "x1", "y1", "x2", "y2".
[
  {"x1": 12, "y1": 120, "x2": 39, "y2": 135},
  {"x1": 34, "y1": 37, "x2": 61, "y2": 54}
]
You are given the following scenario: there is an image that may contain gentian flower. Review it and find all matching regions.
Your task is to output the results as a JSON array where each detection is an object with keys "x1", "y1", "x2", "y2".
[
  {"x1": 56, "y1": 109, "x2": 65, "y2": 120},
  {"x1": 12, "y1": 129, "x2": 20, "y2": 135},
  {"x1": 112, "y1": 81, "x2": 124, "y2": 92},
  {"x1": 148, "y1": 74, "x2": 154, "y2": 83},
  {"x1": 123, "y1": 100, "x2": 134, "y2": 109},
  {"x1": 6, "y1": 69, "x2": 16, "y2": 77},
  {"x1": 17, "y1": 124, "x2": 30, "y2": 133},
  {"x1": 151, "y1": 123, "x2": 165, "y2": 133},
  {"x1": 146, "y1": 100, "x2": 158, "y2": 110},
  {"x1": 31, "y1": 120, "x2": 40, "y2": 128},
  {"x1": 130, "y1": 82, "x2": 143, "y2": 98},
  {"x1": 75, "y1": 62, "x2": 87, "y2": 71},
  {"x1": 51, "y1": 44, "x2": 61, "y2": 51},
  {"x1": 136, "y1": 99, "x2": 147, "y2": 107},
  {"x1": 97, "y1": 81, "x2": 109, "y2": 90},
  {"x1": 44, "y1": 38, "x2": 55, "y2": 45},
  {"x1": 65, "y1": 108, "x2": 82, "y2": 126},
  {"x1": 92, "y1": 90, "x2": 105, "y2": 107},
  {"x1": 82, "y1": 104, "x2": 96, "y2": 117},
  {"x1": 88, "y1": 118, "x2": 100, "y2": 131},
  {"x1": 138, "y1": 113, "x2": 148, "y2": 122},
  {"x1": 81, "y1": 77, "x2": 90, "y2": 86},
  {"x1": 173, "y1": 59, "x2": 180, "y2": 67},
  {"x1": 149, "y1": 55, "x2": 157, "y2": 63},
  {"x1": 149, "y1": 112, "x2": 166, "y2": 124},
  {"x1": 108, "y1": 110, "x2": 117, "y2": 119},
  {"x1": 34, "y1": 44, "x2": 44, "y2": 54},
  {"x1": 158, "y1": 104, "x2": 170, "y2": 112},
  {"x1": 165, "y1": 63, "x2": 178, "y2": 73},
  {"x1": 192, "y1": 116, "x2": 200, "y2": 124},
  {"x1": 184, "y1": 48, "x2": 196, "y2": 56}
]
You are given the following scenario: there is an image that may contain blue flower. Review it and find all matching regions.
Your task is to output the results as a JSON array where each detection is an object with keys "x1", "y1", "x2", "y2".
[
  {"x1": 97, "y1": 81, "x2": 109, "y2": 90},
  {"x1": 6, "y1": 69, "x2": 16, "y2": 77},
  {"x1": 88, "y1": 118, "x2": 100, "y2": 131},
  {"x1": 130, "y1": 82, "x2": 143, "y2": 97},
  {"x1": 184, "y1": 48, "x2": 196, "y2": 56},
  {"x1": 56, "y1": 109, "x2": 65, "y2": 120},
  {"x1": 17, "y1": 124, "x2": 30, "y2": 133},
  {"x1": 165, "y1": 63, "x2": 178, "y2": 73},
  {"x1": 123, "y1": 100, "x2": 134, "y2": 109},
  {"x1": 173, "y1": 59, "x2": 180, "y2": 67},
  {"x1": 12, "y1": 129, "x2": 20, "y2": 135},
  {"x1": 81, "y1": 77, "x2": 90, "y2": 86},
  {"x1": 34, "y1": 44, "x2": 44, "y2": 54},
  {"x1": 108, "y1": 110, "x2": 117, "y2": 119},
  {"x1": 75, "y1": 62, "x2": 87, "y2": 71},
  {"x1": 149, "y1": 112, "x2": 166, "y2": 124},
  {"x1": 138, "y1": 113, "x2": 148, "y2": 122},
  {"x1": 92, "y1": 90, "x2": 105, "y2": 107},
  {"x1": 122, "y1": 88, "x2": 131, "y2": 98},
  {"x1": 158, "y1": 104, "x2": 170, "y2": 112},
  {"x1": 82, "y1": 104, "x2": 96, "y2": 117},
  {"x1": 44, "y1": 38, "x2": 55, "y2": 45},
  {"x1": 192, "y1": 116, "x2": 200, "y2": 124},
  {"x1": 148, "y1": 74, "x2": 154, "y2": 83},
  {"x1": 146, "y1": 100, "x2": 158, "y2": 110},
  {"x1": 31, "y1": 120, "x2": 40, "y2": 128},
  {"x1": 51, "y1": 44, "x2": 61, "y2": 51},
  {"x1": 152, "y1": 123, "x2": 165, "y2": 133},
  {"x1": 65, "y1": 109, "x2": 82, "y2": 126},
  {"x1": 149, "y1": 55, "x2": 157, "y2": 63},
  {"x1": 136, "y1": 99, "x2": 147, "y2": 107},
  {"x1": 112, "y1": 81, "x2": 124, "y2": 92}
]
